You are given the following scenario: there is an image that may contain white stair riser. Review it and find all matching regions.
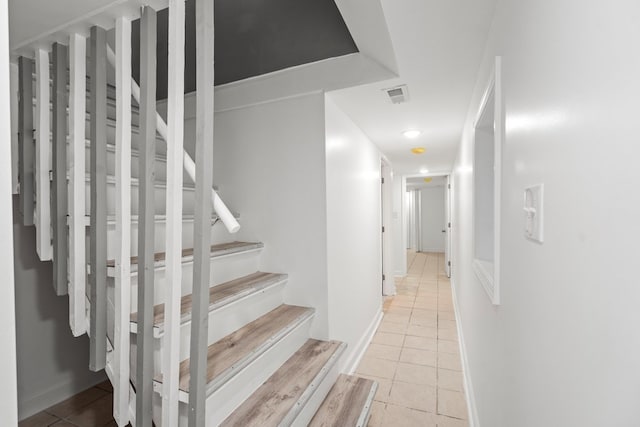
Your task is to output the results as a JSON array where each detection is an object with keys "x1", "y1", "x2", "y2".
[
  {"x1": 73, "y1": 144, "x2": 172, "y2": 183},
  {"x1": 201, "y1": 316, "x2": 313, "y2": 426},
  {"x1": 168, "y1": 282, "x2": 285, "y2": 362},
  {"x1": 150, "y1": 314, "x2": 312, "y2": 427},
  {"x1": 123, "y1": 282, "x2": 286, "y2": 381},
  {"x1": 102, "y1": 219, "x2": 217, "y2": 260},
  {"x1": 83, "y1": 180, "x2": 195, "y2": 216},
  {"x1": 108, "y1": 249, "x2": 262, "y2": 309}
]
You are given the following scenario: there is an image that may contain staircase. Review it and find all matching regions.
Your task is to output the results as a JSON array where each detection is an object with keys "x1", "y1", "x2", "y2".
[{"x1": 13, "y1": 1, "x2": 376, "y2": 426}]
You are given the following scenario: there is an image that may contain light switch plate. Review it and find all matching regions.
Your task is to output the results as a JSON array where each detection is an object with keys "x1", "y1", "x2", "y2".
[{"x1": 524, "y1": 184, "x2": 544, "y2": 243}]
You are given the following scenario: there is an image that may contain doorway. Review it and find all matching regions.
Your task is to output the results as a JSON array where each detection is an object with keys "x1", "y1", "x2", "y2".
[{"x1": 405, "y1": 175, "x2": 450, "y2": 276}]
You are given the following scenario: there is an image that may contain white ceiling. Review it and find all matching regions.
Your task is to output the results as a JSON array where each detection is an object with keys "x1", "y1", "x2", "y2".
[{"x1": 329, "y1": 0, "x2": 498, "y2": 176}]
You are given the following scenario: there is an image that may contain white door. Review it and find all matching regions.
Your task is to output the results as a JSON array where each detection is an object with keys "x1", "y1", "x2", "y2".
[{"x1": 419, "y1": 187, "x2": 445, "y2": 252}]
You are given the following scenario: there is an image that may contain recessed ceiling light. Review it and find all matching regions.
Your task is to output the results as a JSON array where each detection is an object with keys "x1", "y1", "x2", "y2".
[
  {"x1": 411, "y1": 147, "x2": 426, "y2": 154},
  {"x1": 403, "y1": 130, "x2": 422, "y2": 139},
  {"x1": 420, "y1": 168, "x2": 429, "y2": 174}
]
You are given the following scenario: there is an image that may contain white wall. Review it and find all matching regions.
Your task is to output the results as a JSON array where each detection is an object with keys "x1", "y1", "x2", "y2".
[
  {"x1": 13, "y1": 198, "x2": 106, "y2": 419},
  {"x1": 325, "y1": 96, "x2": 383, "y2": 370},
  {"x1": 452, "y1": 1, "x2": 640, "y2": 426},
  {"x1": 0, "y1": 0, "x2": 18, "y2": 421},
  {"x1": 211, "y1": 92, "x2": 330, "y2": 339},
  {"x1": 419, "y1": 186, "x2": 445, "y2": 252}
]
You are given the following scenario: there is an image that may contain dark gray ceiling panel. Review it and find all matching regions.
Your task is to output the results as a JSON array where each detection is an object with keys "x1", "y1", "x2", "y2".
[{"x1": 132, "y1": 0, "x2": 358, "y2": 99}]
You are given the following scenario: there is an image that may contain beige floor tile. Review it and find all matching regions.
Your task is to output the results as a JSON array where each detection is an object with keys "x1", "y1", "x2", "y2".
[
  {"x1": 51, "y1": 422, "x2": 78, "y2": 427},
  {"x1": 45, "y1": 386, "x2": 109, "y2": 418},
  {"x1": 65, "y1": 394, "x2": 115, "y2": 427},
  {"x1": 384, "y1": 313, "x2": 411, "y2": 324},
  {"x1": 400, "y1": 347, "x2": 437, "y2": 367},
  {"x1": 365, "y1": 343, "x2": 402, "y2": 361},
  {"x1": 367, "y1": 401, "x2": 385, "y2": 427},
  {"x1": 414, "y1": 300, "x2": 438, "y2": 310},
  {"x1": 438, "y1": 340, "x2": 460, "y2": 355},
  {"x1": 372, "y1": 332, "x2": 405, "y2": 347},
  {"x1": 437, "y1": 389, "x2": 467, "y2": 420},
  {"x1": 378, "y1": 320, "x2": 409, "y2": 335},
  {"x1": 438, "y1": 328, "x2": 459, "y2": 342},
  {"x1": 438, "y1": 352, "x2": 462, "y2": 371},
  {"x1": 403, "y1": 335, "x2": 438, "y2": 352},
  {"x1": 395, "y1": 362, "x2": 437, "y2": 386},
  {"x1": 438, "y1": 368, "x2": 464, "y2": 392},
  {"x1": 385, "y1": 306, "x2": 412, "y2": 316},
  {"x1": 411, "y1": 314, "x2": 438, "y2": 328},
  {"x1": 391, "y1": 296, "x2": 416, "y2": 308},
  {"x1": 388, "y1": 381, "x2": 436, "y2": 412},
  {"x1": 407, "y1": 324, "x2": 438, "y2": 338},
  {"x1": 438, "y1": 311, "x2": 456, "y2": 321},
  {"x1": 19, "y1": 412, "x2": 60, "y2": 427},
  {"x1": 357, "y1": 357, "x2": 398, "y2": 380},
  {"x1": 437, "y1": 415, "x2": 469, "y2": 427},
  {"x1": 438, "y1": 320, "x2": 457, "y2": 330},
  {"x1": 381, "y1": 404, "x2": 437, "y2": 427},
  {"x1": 412, "y1": 308, "x2": 438, "y2": 319}
]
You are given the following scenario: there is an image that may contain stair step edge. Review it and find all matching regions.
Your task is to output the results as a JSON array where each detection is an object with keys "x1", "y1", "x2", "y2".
[
  {"x1": 310, "y1": 375, "x2": 378, "y2": 427},
  {"x1": 279, "y1": 341, "x2": 348, "y2": 426},
  {"x1": 105, "y1": 241, "x2": 264, "y2": 274},
  {"x1": 75, "y1": 211, "x2": 239, "y2": 227},
  {"x1": 128, "y1": 272, "x2": 289, "y2": 337},
  {"x1": 152, "y1": 305, "x2": 316, "y2": 400},
  {"x1": 219, "y1": 339, "x2": 347, "y2": 427}
]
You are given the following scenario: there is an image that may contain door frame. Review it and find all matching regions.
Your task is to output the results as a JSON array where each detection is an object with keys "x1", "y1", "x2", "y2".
[{"x1": 380, "y1": 157, "x2": 394, "y2": 295}]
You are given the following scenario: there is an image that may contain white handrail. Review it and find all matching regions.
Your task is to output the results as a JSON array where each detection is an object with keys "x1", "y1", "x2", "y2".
[{"x1": 106, "y1": 46, "x2": 240, "y2": 233}]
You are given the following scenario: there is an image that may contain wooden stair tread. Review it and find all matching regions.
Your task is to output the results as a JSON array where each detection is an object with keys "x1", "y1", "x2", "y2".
[
  {"x1": 221, "y1": 339, "x2": 344, "y2": 427},
  {"x1": 309, "y1": 374, "x2": 377, "y2": 427},
  {"x1": 129, "y1": 271, "x2": 287, "y2": 327},
  {"x1": 106, "y1": 241, "x2": 262, "y2": 268},
  {"x1": 154, "y1": 304, "x2": 314, "y2": 392}
]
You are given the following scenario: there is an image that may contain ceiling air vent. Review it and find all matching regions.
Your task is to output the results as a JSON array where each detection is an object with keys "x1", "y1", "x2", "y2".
[{"x1": 383, "y1": 84, "x2": 409, "y2": 104}]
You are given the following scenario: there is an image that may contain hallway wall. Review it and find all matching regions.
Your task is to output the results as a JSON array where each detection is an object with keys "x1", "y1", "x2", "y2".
[
  {"x1": 325, "y1": 96, "x2": 383, "y2": 371},
  {"x1": 451, "y1": 1, "x2": 640, "y2": 426},
  {"x1": 211, "y1": 92, "x2": 330, "y2": 340}
]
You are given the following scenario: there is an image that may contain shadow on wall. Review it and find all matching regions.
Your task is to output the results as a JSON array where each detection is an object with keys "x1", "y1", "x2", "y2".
[{"x1": 12, "y1": 195, "x2": 104, "y2": 418}]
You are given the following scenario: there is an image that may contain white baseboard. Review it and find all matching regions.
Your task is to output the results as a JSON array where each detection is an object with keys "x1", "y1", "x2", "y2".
[
  {"x1": 450, "y1": 278, "x2": 480, "y2": 427},
  {"x1": 18, "y1": 373, "x2": 107, "y2": 421},
  {"x1": 343, "y1": 310, "x2": 383, "y2": 375}
]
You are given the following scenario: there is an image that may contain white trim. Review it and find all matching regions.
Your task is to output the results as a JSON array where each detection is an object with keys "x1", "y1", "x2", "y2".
[
  {"x1": 68, "y1": 33, "x2": 87, "y2": 336},
  {"x1": 113, "y1": 17, "x2": 132, "y2": 427},
  {"x1": 344, "y1": 310, "x2": 383, "y2": 375},
  {"x1": 450, "y1": 278, "x2": 480, "y2": 427},
  {"x1": 34, "y1": 47, "x2": 52, "y2": 261},
  {"x1": 10, "y1": 62, "x2": 18, "y2": 194},
  {"x1": 162, "y1": 0, "x2": 185, "y2": 424}
]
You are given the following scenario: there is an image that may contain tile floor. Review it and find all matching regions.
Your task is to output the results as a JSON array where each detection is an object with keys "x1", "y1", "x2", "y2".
[
  {"x1": 18, "y1": 380, "x2": 121, "y2": 427},
  {"x1": 357, "y1": 250, "x2": 469, "y2": 427},
  {"x1": 20, "y1": 250, "x2": 467, "y2": 427}
]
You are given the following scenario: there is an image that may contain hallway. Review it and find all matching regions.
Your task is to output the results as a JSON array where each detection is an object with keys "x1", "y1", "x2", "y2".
[{"x1": 358, "y1": 251, "x2": 467, "y2": 426}]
